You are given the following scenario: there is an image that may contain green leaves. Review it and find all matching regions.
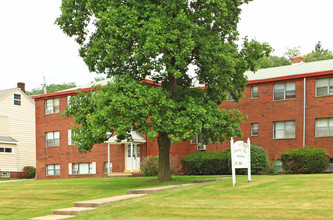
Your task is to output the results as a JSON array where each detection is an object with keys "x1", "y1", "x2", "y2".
[{"x1": 59, "y1": 0, "x2": 270, "y2": 152}]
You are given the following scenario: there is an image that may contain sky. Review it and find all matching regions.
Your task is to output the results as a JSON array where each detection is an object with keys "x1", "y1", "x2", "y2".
[{"x1": 0, "y1": 0, "x2": 333, "y2": 91}]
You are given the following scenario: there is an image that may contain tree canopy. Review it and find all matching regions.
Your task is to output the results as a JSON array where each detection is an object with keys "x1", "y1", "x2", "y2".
[
  {"x1": 26, "y1": 82, "x2": 76, "y2": 95},
  {"x1": 57, "y1": 0, "x2": 271, "y2": 181},
  {"x1": 257, "y1": 41, "x2": 333, "y2": 69}
]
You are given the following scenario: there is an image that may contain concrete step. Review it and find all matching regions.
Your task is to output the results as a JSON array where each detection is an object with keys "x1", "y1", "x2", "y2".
[
  {"x1": 193, "y1": 177, "x2": 232, "y2": 183},
  {"x1": 74, "y1": 194, "x2": 145, "y2": 208},
  {"x1": 107, "y1": 172, "x2": 133, "y2": 177},
  {"x1": 28, "y1": 214, "x2": 75, "y2": 220},
  {"x1": 52, "y1": 207, "x2": 96, "y2": 216},
  {"x1": 129, "y1": 183, "x2": 194, "y2": 194}
]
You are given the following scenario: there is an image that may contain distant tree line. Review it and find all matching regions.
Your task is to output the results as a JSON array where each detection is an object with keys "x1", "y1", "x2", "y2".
[{"x1": 257, "y1": 41, "x2": 333, "y2": 69}]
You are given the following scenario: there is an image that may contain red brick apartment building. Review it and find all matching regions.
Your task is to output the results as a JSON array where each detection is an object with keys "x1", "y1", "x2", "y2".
[{"x1": 33, "y1": 56, "x2": 333, "y2": 179}]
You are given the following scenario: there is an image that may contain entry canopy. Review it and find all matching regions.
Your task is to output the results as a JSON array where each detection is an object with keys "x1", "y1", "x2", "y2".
[{"x1": 105, "y1": 131, "x2": 146, "y2": 144}]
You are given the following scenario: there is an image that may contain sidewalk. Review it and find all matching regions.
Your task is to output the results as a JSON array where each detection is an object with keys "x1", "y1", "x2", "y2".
[{"x1": 29, "y1": 177, "x2": 231, "y2": 220}]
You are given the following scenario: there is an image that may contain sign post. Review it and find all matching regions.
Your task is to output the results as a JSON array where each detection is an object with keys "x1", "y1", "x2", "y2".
[{"x1": 230, "y1": 138, "x2": 251, "y2": 186}]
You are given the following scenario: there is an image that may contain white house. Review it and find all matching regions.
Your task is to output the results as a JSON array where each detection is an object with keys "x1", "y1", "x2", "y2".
[{"x1": 0, "y1": 83, "x2": 35, "y2": 178}]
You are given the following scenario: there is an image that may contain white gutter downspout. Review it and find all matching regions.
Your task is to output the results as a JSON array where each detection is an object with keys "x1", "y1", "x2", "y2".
[
  {"x1": 108, "y1": 144, "x2": 110, "y2": 173},
  {"x1": 303, "y1": 78, "x2": 306, "y2": 148}
]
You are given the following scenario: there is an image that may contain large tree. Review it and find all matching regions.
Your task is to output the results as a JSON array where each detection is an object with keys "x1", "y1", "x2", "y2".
[{"x1": 57, "y1": 0, "x2": 271, "y2": 182}]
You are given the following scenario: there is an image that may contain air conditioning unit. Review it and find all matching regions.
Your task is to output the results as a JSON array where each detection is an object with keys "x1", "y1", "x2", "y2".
[
  {"x1": 73, "y1": 170, "x2": 79, "y2": 175},
  {"x1": 197, "y1": 144, "x2": 206, "y2": 151},
  {"x1": 46, "y1": 109, "x2": 53, "y2": 114}
]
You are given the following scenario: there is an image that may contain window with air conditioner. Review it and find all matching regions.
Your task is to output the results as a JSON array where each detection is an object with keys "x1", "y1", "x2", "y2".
[
  {"x1": 45, "y1": 98, "x2": 59, "y2": 114},
  {"x1": 1, "y1": 172, "x2": 10, "y2": 178}
]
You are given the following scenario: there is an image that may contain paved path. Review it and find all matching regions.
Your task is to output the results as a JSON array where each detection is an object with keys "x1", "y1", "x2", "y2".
[
  {"x1": 29, "y1": 177, "x2": 231, "y2": 220},
  {"x1": 0, "y1": 179, "x2": 35, "y2": 183}
]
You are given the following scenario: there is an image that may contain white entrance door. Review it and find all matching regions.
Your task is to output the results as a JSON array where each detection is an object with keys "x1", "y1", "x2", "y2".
[{"x1": 125, "y1": 144, "x2": 141, "y2": 171}]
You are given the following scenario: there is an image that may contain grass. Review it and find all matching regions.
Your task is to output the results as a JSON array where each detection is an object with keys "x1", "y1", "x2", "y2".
[
  {"x1": 72, "y1": 174, "x2": 333, "y2": 220},
  {"x1": 0, "y1": 175, "x2": 216, "y2": 220}
]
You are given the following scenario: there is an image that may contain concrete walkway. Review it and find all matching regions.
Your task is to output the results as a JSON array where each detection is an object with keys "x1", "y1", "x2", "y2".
[
  {"x1": 29, "y1": 177, "x2": 231, "y2": 220},
  {"x1": 0, "y1": 179, "x2": 35, "y2": 183}
]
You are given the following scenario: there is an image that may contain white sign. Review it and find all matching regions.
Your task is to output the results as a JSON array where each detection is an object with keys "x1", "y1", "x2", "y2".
[{"x1": 231, "y1": 138, "x2": 251, "y2": 186}]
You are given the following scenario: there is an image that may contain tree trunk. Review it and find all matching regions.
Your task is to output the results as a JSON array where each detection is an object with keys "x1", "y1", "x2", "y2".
[{"x1": 157, "y1": 132, "x2": 172, "y2": 182}]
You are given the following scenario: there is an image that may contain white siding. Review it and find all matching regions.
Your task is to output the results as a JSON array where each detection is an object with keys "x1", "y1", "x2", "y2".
[{"x1": 0, "y1": 89, "x2": 36, "y2": 172}]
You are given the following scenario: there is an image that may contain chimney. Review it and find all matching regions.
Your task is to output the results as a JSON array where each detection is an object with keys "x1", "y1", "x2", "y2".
[
  {"x1": 17, "y1": 82, "x2": 25, "y2": 93},
  {"x1": 291, "y1": 55, "x2": 305, "y2": 64}
]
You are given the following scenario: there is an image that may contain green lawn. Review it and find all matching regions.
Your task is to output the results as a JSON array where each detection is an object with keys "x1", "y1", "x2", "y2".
[
  {"x1": 72, "y1": 174, "x2": 333, "y2": 220},
  {"x1": 0, "y1": 176, "x2": 215, "y2": 220}
]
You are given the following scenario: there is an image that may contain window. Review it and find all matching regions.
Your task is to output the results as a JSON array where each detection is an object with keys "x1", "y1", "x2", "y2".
[
  {"x1": 316, "y1": 77, "x2": 333, "y2": 97},
  {"x1": 46, "y1": 164, "x2": 60, "y2": 176},
  {"x1": 273, "y1": 160, "x2": 283, "y2": 172},
  {"x1": 273, "y1": 82, "x2": 295, "y2": 100},
  {"x1": 190, "y1": 134, "x2": 202, "y2": 144},
  {"x1": 14, "y1": 94, "x2": 21, "y2": 106},
  {"x1": 273, "y1": 121, "x2": 295, "y2": 139},
  {"x1": 326, "y1": 158, "x2": 333, "y2": 171},
  {"x1": 46, "y1": 131, "x2": 60, "y2": 147},
  {"x1": 45, "y1": 98, "x2": 59, "y2": 114},
  {"x1": 251, "y1": 123, "x2": 258, "y2": 136},
  {"x1": 227, "y1": 92, "x2": 234, "y2": 101},
  {"x1": 104, "y1": 162, "x2": 113, "y2": 174},
  {"x1": 316, "y1": 118, "x2": 333, "y2": 137},
  {"x1": 251, "y1": 86, "x2": 258, "y2": 99},
  {"x1": 0, "y1": 147, "x2": 12, "y2": 153},
  {"x1": 70, "y1": 162, "x2": 96, "y2": 175}
]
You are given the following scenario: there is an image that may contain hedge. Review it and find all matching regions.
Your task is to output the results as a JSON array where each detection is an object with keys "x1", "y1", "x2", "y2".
[
  {"x1": 181, "y1": 145, "x2": 270, "y2": 175},
  {"x1": 281, "y1": 147, "x2": 329, "y2": 174}
]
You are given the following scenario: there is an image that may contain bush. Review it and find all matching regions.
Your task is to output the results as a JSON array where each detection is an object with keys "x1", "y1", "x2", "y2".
[
  {"x1": 237, "y1": 145, "x2": 271, "y2": 175},
  {"x1": 141, "y1": 156, "x2": 158, "y2": 176},
  {"x1": 281, "y1": 147, "x2": 329, "y2": 174},
  {"x1": 22, "y1": 166, "x2": 36, "y2": 179},
  {"x1": 181, "y1": 150, "x2": 231, "y2": 175},
  {"x1": 181, "y1": 144, "x2": 271, "y2": 175}
]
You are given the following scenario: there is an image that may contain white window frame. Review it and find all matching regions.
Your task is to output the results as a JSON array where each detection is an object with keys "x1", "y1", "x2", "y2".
[
  {"x1": 273, "y1": 121, "x2": 295, "y2": 139},
  {"x1": 45, "y1": 98, "x2": 59, "y2": 114},
  {"x1": 316, "y1": 77, "x2": 333, "y2": 97},
  {"x1": 46, "y1": 164, "x2": 60, "y2": 176},
  {"x1": 104, "y1": 162, "x2": 113, "y2": 174},
  {"x1": 46, "y1": 131, "x2": 60, "y2": 147},
  {"x1": 190, "y1": 134, "x2": 201, "y2": 144},
  {"x1": 14, "y1": 94, "x2": 21, "y2": 106},
  {"x1": 273, "y1": 82, "x2": 295, "y2": 101},
  {"x1": 251, "y1": 86, "x2": 258, "y2": 99},
  {"x1": 315, "y1": 118, "x2": 333, "y2": 137},
  {"x1": 0, "y1": 147, "x2": 13, "y2": 154},
  {"x1": 69, "y1": 162, "x2": 96, "y2": 175},
  {"x1": 227, "y1": 91, "x2": 234, "y2": 101},
  {"x1": 251, "y1": 123, "x2": 258, "y2": 136},
  {"x1": 68, "y1": 130, "x2": 75, "y2": 146}
]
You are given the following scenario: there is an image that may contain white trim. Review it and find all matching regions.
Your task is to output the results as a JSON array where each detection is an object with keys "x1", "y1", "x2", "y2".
[{"x1": 68, "y1": 163, "x2": 72, "y2": 175}]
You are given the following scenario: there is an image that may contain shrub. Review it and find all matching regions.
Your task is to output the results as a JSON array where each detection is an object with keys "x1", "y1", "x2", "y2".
[
  {"x1": 237, "y1": 145, "x2": 271, "y2": 175},
  {"x1": 181, "y1": 150, "x2": 231, "y2": 175},
  {"x1": 181, "y1": 144, "x2": 270, "y2": 175},
  {"x1": 281, "y1": 147, "x2": 329, "y2": 174},
  {"x1": 22, "y1": 166, "x2": 36, "y2": 179},
  {"x1": 141, "y1": 156, "x2": 158, "y2": 176}
]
